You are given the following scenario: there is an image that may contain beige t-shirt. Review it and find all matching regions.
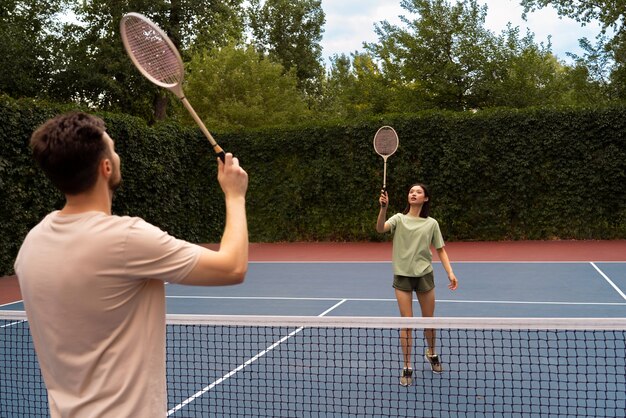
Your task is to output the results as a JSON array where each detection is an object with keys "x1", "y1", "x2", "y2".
[
  {"x1": 14, "y1": 211, "x2": 201, "y2": 418},
  {"x1": 387, "y1": 213, "x2": 445, "y2": 277}
]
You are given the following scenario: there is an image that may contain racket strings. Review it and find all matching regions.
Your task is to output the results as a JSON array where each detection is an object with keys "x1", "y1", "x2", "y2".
[
  {"x1": 122, "y1": 16, "x2": 183, "y2": 86},
  {"x1": 374, "y1": 131, "x2": 399, "y2": 156}
]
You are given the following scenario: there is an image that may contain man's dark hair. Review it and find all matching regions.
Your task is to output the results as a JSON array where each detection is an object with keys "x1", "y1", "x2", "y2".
[{"x1": 30, "y1": 112, "x2": 108, "y2": 195}]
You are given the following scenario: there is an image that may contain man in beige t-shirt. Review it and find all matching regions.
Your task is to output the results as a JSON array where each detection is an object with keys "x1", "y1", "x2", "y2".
[{"x1": 14, "y1": 112, "x2": 249, "y2": 418}]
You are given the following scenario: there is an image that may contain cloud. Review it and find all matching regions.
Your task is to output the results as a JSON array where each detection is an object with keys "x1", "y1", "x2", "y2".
[{"x1": 321, "y1": 0, "x2": 403, "y2": 60}]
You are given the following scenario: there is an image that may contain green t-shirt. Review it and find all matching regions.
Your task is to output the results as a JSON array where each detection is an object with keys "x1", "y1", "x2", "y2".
[{"x1": 387, "y1": 213, "x2": 445, "y2": 277}]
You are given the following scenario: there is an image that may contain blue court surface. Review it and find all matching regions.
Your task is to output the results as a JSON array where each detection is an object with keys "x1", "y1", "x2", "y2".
[
  {"x1": 165, "y1": 261, "x2": 626, "y2": 317},
  {"x1": 162, "y1": 261, "x2": 626, "y2": 417},
  {"x1": 2, "y1": 260, "x2": 626, "y2": 417}
]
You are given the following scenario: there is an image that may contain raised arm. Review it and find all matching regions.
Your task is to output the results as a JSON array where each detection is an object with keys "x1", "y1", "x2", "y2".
[
  {"x1": 376, "y1": 190, "x2": 391, "y2": 233},
  {"x1": 181, "y1": 153, "x2": 249, "y2": 285}
]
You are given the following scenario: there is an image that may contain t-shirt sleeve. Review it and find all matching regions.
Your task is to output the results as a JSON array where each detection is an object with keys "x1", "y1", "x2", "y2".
[
  {"x1": 123, "y1": 218, "x2": 201, "y2": 283},
  {"x1": 431, "y1": 219, "x2": 445, "y2": 249},
  {"x1": 387, "y1": 213, "x2": 401, "y2": 233}
]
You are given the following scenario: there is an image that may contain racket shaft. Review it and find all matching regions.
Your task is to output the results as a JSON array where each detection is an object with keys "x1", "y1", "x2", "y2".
[
  {"x1": 383, "y1": 158, "x2": 388, "y2": 190},
  {"x1": 181, "y1": 97, "x2": 225, "y2": 162}
]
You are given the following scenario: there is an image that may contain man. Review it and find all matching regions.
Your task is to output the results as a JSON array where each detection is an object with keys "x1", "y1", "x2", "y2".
[{"x1": 14, "y1": 112, "x2": 248, "y2": 417}]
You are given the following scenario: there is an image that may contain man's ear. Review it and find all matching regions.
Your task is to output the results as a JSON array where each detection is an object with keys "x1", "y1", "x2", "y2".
[{"x1": 100, "y1": 158, "x2": 112, "y2": 177}]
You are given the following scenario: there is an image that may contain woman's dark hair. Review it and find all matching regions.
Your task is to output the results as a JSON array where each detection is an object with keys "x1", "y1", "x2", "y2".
[
  {"x1": 30, "y1": 112, "x2": 107, "y2": 195},
  {"x1": 402, "y1": 183, "x2": 431, "y2": 218}
]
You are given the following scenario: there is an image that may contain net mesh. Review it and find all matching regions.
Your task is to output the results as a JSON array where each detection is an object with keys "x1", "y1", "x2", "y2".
[
  {"x1": 373, "y1": 127, "x2": 399, "y2": 157},
  {"x1": 121, "y1": 15, "x2": 183, "y2": 86},
  {"x1": 2, "y1": 312, "x2": 626, "y2": 417}
]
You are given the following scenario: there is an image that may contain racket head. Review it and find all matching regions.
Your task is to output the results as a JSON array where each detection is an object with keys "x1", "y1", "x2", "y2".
[
  {"x1": 373, "y1": 126, "x2": 399, "y2": 158},
  {"x1": 120, "y1": 12, "x2": 184, "y2": 90}
]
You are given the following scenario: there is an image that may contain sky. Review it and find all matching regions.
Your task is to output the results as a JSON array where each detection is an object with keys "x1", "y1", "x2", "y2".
[{"x1": 320, "y1": 0, "x2": 606, "y2": 65}]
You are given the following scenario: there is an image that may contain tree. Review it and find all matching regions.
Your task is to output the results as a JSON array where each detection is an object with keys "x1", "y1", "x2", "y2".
[
  {"x1": 322, "y1": 52, "x2": 401, "y2": 119},
  {"x1": 519, "y1": 0, "x2": 626, "y2": 99},
  {"x1": 565, "y1": 35, "x2": 615, "y2": 103},
  {"x1": 184, "y1": 42, "x2": 311, "y2": 131},
  {"x1": 476, "y1": 25, "x2": 578, "y2": 108},
  {"x1": 53, "y1": 0, "x2": 245, "y2": 121},
  {"x1": 366, "y1": 0, "x2": 499, "y2": 111},
  {"x1": 519, "y1": 0, "x2": 624, "y2": 30},
  {"x1": 363, "y1": 0, "x2": 603, "y2": 111},
  {"x1": 248, "y1": 0, "x2": 325, "y2": 99},
  {"x1": 0, "y1": 0, "x2": 65, "y2": 98}
]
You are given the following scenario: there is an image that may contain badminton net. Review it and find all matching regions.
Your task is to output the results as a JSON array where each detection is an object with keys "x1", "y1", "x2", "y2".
[{"x1": 1, "y1": 311, "x2": 625, "y2": 417}]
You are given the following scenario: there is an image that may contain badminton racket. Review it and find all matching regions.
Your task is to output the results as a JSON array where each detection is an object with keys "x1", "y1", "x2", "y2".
[
  {"x1": 373, "y1": 126, "x2": 399, "y2": 200},
  {"x1": 120, "y1": 12, "x2": 225, "y2": 161}
]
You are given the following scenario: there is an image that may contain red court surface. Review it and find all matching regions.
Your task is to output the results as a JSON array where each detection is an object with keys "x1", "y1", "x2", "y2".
[
  {"x1": 242, "y1": 240, "x2": 626, "y2": 262},
  {"x1": 2, "y1": 240, "x2": 626, "y2": 305}
]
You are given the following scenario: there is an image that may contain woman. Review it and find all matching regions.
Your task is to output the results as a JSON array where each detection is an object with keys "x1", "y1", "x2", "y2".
[{"x1": 376, "y1": 183, "x2": 458, "y2": 386}]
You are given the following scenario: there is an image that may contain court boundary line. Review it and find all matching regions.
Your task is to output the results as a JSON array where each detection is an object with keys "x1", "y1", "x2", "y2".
[
  {"x1": 249, "y1": 260, "x2": 626, "y2": 264},
  {"x1": 0, "y1": 318, "x2": 26, "y2": 328},
  {"x1": 167, "y1": 299, "x2": 348, "y2": 416},
  {"x1": 165, "y1": 295, "x2": 626, "y2": 306},
  {"x1": 591, "y1": 262, "x2": 626, "y2": 301}
]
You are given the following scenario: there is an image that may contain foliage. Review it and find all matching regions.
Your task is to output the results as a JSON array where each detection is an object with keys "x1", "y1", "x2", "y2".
[
  {"x1": 0, "y1": 0, "x2": 66, "y2": 98},
  {"x1": 184, "y1": 42, "x2": 312, "y2": 131},
  {"x1": 519, "y1": 0, "x2": 626, "y2": 99},
  {"x1": 248, "y1": 0, "x2": 325, "y2": 98},
  {"x1": 363, "y1": 0, "x2": 595, "y2": 111},
  {"x1": 321, "y1": 52, "x2": 400, "y2": 120},
  {"x1": 564, "y1": 35, "x2": 615, "y2": 104},
  {"x1": 1, "y1": 0, "x2": 622, "y2": 124},
  {"x1": 366, "y1": 0, "x2": 498, "y2": 110},
  {"x1": 0, "y1": 95, "x2": 224, "y2": 276},
  {"x1": 69, "y1": 0, "x2": 244, "y2": 118},
  {"x1": 519, "y1": 0, "x2": 624, "y2": 29},
  {"x1": 479, "y1": 26, "x2": 574, "y2": 107},
  {"x1": 2, "y1": 96, "x2": 626, "y2": 275}
]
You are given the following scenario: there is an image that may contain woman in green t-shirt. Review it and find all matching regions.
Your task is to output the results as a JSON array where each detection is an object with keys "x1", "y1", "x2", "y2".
[{"x1": 376, "y1": 183, "x2": 458, "y2": 386}]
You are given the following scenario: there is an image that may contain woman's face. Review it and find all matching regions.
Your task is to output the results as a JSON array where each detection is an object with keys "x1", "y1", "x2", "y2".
[{"x1": 408, "y1": 185, "x2": 428, "y2": 205}]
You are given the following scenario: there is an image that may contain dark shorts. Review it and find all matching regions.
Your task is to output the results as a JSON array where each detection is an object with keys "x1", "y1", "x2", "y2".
[{"x1": 393, "y1": 271, "x2": 435, "y2": 293}]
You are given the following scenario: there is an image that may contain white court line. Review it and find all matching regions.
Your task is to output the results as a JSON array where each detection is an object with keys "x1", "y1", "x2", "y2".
[
  {"x1": 248, "y1": 261, "x2": 595, "y2": 264},
  {"x1": 167, "y1": 299, "x2": 348, "y2": 416},
  {"x1": 166, "y1": 295, "x2": 626, "y2": 306},
  {"x1": 0, "y1": 319, "x2": 26, "y2": 328},
  {"x1": 0, "y1": 301, "x2": 23, "y2": 308},
  {"x1": 167, "y1": 295, "x2": 344, "y2": 301},
  {"x1": 591, "y1": 262, "x2": 626, "y2": 301},
  {"x1": 436, "y1": 299, "x2": 626, "y2": 306}
]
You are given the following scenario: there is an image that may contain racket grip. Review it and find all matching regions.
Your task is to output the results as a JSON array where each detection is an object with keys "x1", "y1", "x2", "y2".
[{"x1": 212, "y1": 142, "x2": 225, "y2": 162}]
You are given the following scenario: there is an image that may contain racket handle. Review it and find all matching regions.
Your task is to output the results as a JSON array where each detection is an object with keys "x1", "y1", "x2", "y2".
[
  {"x1": 382, "y1": 159, "x2": 388, "y2": 193},
  {"x1": 382, "y1": 161, "x2": 388, "y2": 207},
  {"x1": 181, "y1": 97, "x2": 226, "y2": 162}
]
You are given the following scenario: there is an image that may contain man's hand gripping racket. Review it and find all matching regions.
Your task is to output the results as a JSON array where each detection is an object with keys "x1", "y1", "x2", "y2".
[
  {"x1": 373, "y1": 126, "x2": 398, "y2": 208},
  {"x1": 120, "y1": 12, "x2": 225, "y2": 162}
]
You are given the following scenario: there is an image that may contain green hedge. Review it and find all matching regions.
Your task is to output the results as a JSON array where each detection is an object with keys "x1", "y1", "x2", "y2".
[
  {"x1": 0, "y1": 97, "x2": 224, "y2": 276},
  {"x1": 2, "y1": 96, "x2": 626, "y2": 275}
]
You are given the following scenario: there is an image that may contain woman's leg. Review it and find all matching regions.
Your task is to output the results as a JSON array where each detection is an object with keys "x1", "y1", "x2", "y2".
[
  {"x1": 395, "y1": 288, "x2": 414, "y2": 368},
  {"x1": 416, "y1": 288, "x2": 436, "y2": 354}
]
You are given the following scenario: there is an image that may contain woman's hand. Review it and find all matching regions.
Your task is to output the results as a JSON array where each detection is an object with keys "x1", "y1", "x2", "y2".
[
  {"x1": 379, "y1": 190, "x2": 388, "y2": 208},
  {"x1": 448, "y1": 273, "x2": 458, "y2": 290}
]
